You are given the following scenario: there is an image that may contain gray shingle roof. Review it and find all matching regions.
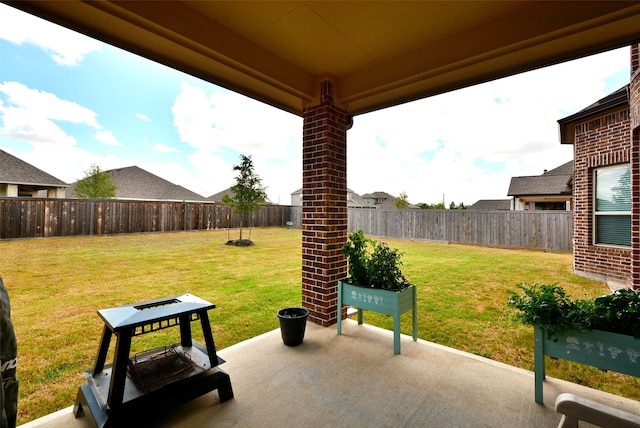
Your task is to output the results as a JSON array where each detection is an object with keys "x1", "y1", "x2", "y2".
[
  {"x1": 558, "y1": 85, "x2": 629, "y2": 144},
  {"x1": 0, "y1": 149, "x2": 68, "y2": 187},
  {"x1": 207, "y1": 187, "x2": 233, "y2": 202},
  {"x1": 468, "y1": 199, "x2": 511, "y2": 210},
  {"x1": 208, "y1": 186, "x2": 273, "y2": 204},
  {"x1": 361, "y1": 191, "x2": 399, "y2": 209},
  {"x1": 66, "y1": 166, "x2": 205, "y2": 201},
  {"x1": 507, "y1": 161, "x2": 573, "y2": 196}
]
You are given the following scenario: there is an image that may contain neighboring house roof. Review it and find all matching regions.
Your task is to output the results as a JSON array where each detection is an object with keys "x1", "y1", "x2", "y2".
[
  {"x1": 290, "y1": 188, "x2": 412, "y2": 209},
  {"x1": 558, "y1": 85, "x2": 629, "y2": 144},
  {"x1": 207, "y1": 187, "x2": 233, "y2": 202},
  {"x1": 361, "y1": 191, "x2": 394, "y2": 200},
  {"x1": 468, "y1": 199, "x2": 511, "y2": 210},
  {"x1": 361, "y1": 191, "x2": 399, "y2": 209},
  {"x1": 0, "y1": 149, "x2": 68, "y2": 187},
  {"x1": 507, "y1": 161, "x2": 573, "y2": 197},
  {"x1": 208, "y1": 187, "x2": 272, "y2": 204},
  {"x1": 291, "y1": 187, "x2": 369, "y2": 207},
  {"x1": 346, "y1": 191, "x2": 369, "y2": 208},
  {"x1": 66, "y1": 166, "x2": 205, "y2": 201}
]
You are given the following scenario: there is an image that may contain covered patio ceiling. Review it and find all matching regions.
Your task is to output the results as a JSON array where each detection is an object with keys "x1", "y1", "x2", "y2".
[{"x1": 6, "y1": 1, "x2": 640, "y2": 117}]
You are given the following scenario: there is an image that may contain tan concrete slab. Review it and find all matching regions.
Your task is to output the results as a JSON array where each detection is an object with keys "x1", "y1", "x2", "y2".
[{"x1": 20, "y1": 320, "x2": 640, "y2": 427}]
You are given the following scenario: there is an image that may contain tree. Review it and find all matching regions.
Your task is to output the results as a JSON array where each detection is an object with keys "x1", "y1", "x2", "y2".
[
  {"x1": 395, "y1": 191, "x2": 410, "y2": 209},
  {"x1": 221, "y1": 154, "x2": 267, "y2": 246},
  {"x1": 417, "y1": 202, "x2": 445, "y2": 209},
  {"x1": 449, "y1": 201, "x2": 468, "y2": 210},
  {"x1": 73, "y1": 164, "x2": 118, "y2": 199}
]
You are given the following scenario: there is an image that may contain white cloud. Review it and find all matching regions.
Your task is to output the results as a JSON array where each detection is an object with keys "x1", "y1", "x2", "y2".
[
  {"x1": 347, "y1": 47, "x2": 629, "y2": 205},
  {"x1": 0, "y1": 82, "x2": 101, "y2": 148},
  {"x1": 185, "y1": 150, "x2": 236, "y2": 197},
  {"x1": 135, "y1": 113, "x2": 151, "y2": 122},
  {"x1": 172, "y1": 82, "x2": 301, "y2": 157},
  {"x1": 172, "y1": 83, "x2": 219, "y2": 151},
  {"x1": 0, "y1": 4, "x2": 102, "y2": 66},
  {"x1": 0, "y1": 106, "x2": 77, "y2": 146},
  {"x1": 95, "y1": 130, "x2": 123, "y2": 147},
  {"x1": 0, "y1": 82, "x2": 99, "y2": 126},
  {"x1": 171, "y1": 82, "x2": 302, "y2": 201},
  {"x1": 154, "y1": 142, "x2": 180, "y2": 153}
]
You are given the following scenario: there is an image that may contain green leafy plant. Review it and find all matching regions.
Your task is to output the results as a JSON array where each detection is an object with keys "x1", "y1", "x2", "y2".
[
  {"x1": 589, "y1": 288, "x2": 640, "y2": 337},
  {"x1": 341, "y1": 230, "x2": 372, "y2": 285},
  {"x1": 508, "y1": 283, "x2": 640, "y2": 340},
  {"x1": 368, "y1": 242, "x2": 407, "y2": 290},
  {"x1": 342, "y1": 230, "x2": 409, "y2": 291}
]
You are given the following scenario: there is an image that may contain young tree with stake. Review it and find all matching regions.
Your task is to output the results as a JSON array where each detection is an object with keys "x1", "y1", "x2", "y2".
[{"x1": 222, "y1": 154, "x2": 267, "y2": 245}]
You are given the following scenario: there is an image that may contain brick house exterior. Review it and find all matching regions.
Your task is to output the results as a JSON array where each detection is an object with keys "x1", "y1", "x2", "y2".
[{"x1": 559, "y1": 44, "x2": 639, "y2": 287}]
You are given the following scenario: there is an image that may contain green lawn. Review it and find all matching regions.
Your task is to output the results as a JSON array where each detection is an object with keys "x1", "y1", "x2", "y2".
[{"x1": 0, "y1": 227, "x2": 637, "y2": 424}]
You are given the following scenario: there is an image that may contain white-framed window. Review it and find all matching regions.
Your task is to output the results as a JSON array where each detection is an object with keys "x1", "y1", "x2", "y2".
[{"x1": 593, "y1": 163, "x2": 631, "y2": 247}]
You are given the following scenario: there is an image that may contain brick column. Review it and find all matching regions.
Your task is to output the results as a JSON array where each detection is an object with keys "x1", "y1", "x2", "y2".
[
  {"x1": 301, "y1": 80, "x2": 349, "y2": 326},
  {"x1": 630, "y1": 44, "x2": 640, "y2": 289}
]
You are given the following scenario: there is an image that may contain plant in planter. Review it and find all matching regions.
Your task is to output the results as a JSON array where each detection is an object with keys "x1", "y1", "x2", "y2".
[
  {"x1": 507, "y1": 283, "x2": 640, "y2": 340},
  {"x1": 507, "y1": 283, "x2": 640, "y2": 403},
  {"x1": 341, "y1": 230, "x2": 410, "y2": 291},
  {"x1": 337, "y1": 230, "x2": 416, "y2": 354}
]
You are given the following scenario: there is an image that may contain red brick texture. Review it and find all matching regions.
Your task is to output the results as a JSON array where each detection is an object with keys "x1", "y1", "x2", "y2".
[
  {"x1": 572, "y1": 44, "x2": 639, "y2": 287},
  {"x1": 631, "y1": 43, "x2": 640, "y2": 288},
  {"x1": 573, "y1": 107, "x2": 631, "y2": 283},
  {"x1": 301, "y1": 80, "x2": 349, "y2": 326}
]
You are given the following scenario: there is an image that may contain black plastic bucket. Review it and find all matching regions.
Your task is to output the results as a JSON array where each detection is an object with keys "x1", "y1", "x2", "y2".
[{"x1": 277, "y1": 307, "x2": 310, "y2": 346}]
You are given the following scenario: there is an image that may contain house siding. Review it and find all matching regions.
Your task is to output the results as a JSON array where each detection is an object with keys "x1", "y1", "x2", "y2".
[
  {"x1": 6, "y1": 184, "x2": 17, "y2": 198},
  {"x1": 571, "y1": 44, "x2": 639, "y2": 286},
  {"x1": 573, "y1": 107, "x2": 631, "y2": 283},
  {"x1": 630, "y1": 43, "x2": 640, "y2": 288}
]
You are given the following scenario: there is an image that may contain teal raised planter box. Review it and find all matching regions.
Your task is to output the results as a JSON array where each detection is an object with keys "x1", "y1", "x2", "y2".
[
  {"x1": 337, "y1": 280, "x2": 417, "y2": 354},
  {"x1": 534, "y1": 325, "x2": 640, "y2": 403}
]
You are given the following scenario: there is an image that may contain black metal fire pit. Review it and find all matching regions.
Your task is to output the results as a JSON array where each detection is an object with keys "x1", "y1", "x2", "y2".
[{"x1": 73, "y1": 294, "x2": 233, "y2": 427}]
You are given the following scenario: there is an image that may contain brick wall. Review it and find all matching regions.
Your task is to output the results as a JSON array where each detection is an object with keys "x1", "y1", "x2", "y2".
[
  {"x1": 572, "y1": 45, "x2": 638, "y2": 286},
  {"x1": 573, "y1": 107, "x2": 631, "y2": 283},
  {"x1": 301, "y1": 80, "x2": 349, "y2": 326},
  {"x1": 631, "y1": 43, "x2": 640, "y2": 288}
]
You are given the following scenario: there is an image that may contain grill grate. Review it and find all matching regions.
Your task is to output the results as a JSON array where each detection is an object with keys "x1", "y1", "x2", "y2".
[{"x1": 127, "y1": 346, "x2": 202, "y2": 393}]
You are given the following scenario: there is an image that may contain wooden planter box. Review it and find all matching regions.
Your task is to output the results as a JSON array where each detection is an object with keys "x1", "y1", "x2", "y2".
[
  {"x1": 534, "y1": 325, "x2": 640, "y2": 403},
  {"x1": 337, "y1": 280, "x2": 417, "y2": 354}
]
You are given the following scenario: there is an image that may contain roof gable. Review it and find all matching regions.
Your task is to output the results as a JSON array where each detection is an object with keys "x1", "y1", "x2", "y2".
[
  {"x1": 558, "y1": 85, "x2": 629, "y2": 144},
  {"x1": 67, "y1": 166, "x2": 205, "y2": 201},
  {"x1": 207, "y1": 187, "x2": 233, "y2": 202},
  {"x1": 468, "y1": 199, "x2": 511, "y2": 210},
  {"x1": 0, "y1": 149, "x2": 68, "y2": 187},
  {"x1": 507, "y1": 162, "x2": 573, "y2": 197}
]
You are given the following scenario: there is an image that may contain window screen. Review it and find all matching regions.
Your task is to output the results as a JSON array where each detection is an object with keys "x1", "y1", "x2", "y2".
[{"x1": 594, "y1": 164, "x2": 631, "y2": 247}]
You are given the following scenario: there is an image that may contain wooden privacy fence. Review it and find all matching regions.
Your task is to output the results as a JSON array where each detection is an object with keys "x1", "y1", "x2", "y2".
[
  {"x1": 1, "y1": 200, "x2": 572, "y2": 252},
  {"x1": 346, "y1": 208, "x2": 573, "y2": 252},
  {"x1": 0, "y1": 198, "x2": 293, "y2": 239}
]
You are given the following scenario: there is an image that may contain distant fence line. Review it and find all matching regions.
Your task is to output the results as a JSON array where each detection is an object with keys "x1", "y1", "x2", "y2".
[
  {"x1": 288, "y1": 207, "x2": 572, "y2": 252},
  {"x1": 1, "y1": 199, "x2": 572, "y2": 252},
  {"x1": 345, "y1": 208, "x2": 573, "y2": 252},
  {"x1": 0, "y1": 198, "x2": 292, "y2": 239}
]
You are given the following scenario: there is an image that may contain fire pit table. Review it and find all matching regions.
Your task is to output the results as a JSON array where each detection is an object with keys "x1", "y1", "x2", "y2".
[{"x1": 74, "y1": 294, "x2": 233, "y2": 427}]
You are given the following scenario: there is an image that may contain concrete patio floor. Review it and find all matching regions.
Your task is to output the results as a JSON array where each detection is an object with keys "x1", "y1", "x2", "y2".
[{"x1": 22, "y1": 319, "x2": 640, "y2": 427}]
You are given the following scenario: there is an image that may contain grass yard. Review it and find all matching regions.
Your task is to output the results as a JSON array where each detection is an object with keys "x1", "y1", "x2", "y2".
[{"x1": 0, "y1": 227, "x2": 637, "y2": 424}]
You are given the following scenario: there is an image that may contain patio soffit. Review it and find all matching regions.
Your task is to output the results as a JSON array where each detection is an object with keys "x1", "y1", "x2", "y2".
[{"x1": 6, "y1": 1, "x2": 640, "y2": 117}]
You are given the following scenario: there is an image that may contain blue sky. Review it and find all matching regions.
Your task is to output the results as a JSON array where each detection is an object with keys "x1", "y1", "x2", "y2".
[{"x1": 0, "y1": 4, "x2": 631, "y2": 206}]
